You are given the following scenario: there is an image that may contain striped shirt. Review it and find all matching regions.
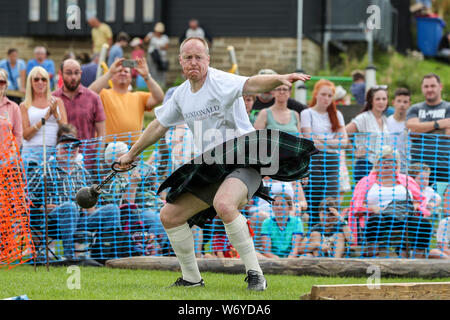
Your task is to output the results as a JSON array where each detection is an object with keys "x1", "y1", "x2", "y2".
[{"x1": 27, "y1": 157, "x2": 92, "y2": 207}]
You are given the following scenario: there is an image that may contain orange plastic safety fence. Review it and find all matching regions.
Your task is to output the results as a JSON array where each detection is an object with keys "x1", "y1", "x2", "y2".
[{"x1": 0, "y1": 120, "x2": 34, "y2": 268}]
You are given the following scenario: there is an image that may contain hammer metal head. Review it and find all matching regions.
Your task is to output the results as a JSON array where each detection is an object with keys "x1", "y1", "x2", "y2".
[{"x1": 75, "y1": 185, "x2": 101, "y2": 209}]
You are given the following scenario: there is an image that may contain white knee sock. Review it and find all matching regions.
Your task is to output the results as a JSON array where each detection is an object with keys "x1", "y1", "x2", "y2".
[
  {"x1": 165, "y1": 223, "x2": 202, "y2": 283},
  {"x1": 224, "y1": 214, "x2": 263, "y2": 274}
]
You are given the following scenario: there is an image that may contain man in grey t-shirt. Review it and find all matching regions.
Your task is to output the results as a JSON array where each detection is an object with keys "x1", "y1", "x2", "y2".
[{"x1": 406, "y1": 73, "x2": 450, "y2": 184}]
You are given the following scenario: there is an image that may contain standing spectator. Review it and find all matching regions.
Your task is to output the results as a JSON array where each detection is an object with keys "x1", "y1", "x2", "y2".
[
  {"x1": 346, "y1": 86, "x2": 390, "y2": 183},
  {"x1": 304, "y1": 197, "x2": 353, "y2": 258},
  {"x1": 179, "y1": 19, "x2": 213, "y2": 46},
  {"x1": 0, "y1": 68, "x2": 22, "y2": 146},
  {"x1": 144, "y1": 22, "x2": 170, "y2": 88},
  {"x1": 243, "y1": 94, "x2": 257, "y2": 125},
  {"x1": 253, "y1": 84, "x2": 301, "y2": 134},
  {"x1": 251, "y1": 69, "x2": 306, "y2": 118},
  {"x1": 80, "y1": 53, "x2": 100, "y2": 88},
  {"x1": 350, "y1": 70, "x2": 365, "y2": 106},
  {"x1": 89, "y1": 57, "x2": 164, "y2": 144},
  {"x1": 26, "y1": 47, "x2": 56, "y2": 90},
  {"x1": 20, "y1": 67, "x2": 67, "y2": 168},
  {"x1": 387, "y1": 88, "x2": 411, "y2": 171},
  {"x1": 130, "y1": 37, "x2": 146, "y2": 81},
  {"x1": 107, "y1": 32, "x2": 130, "y2": 67},
  {"x1": 301, "y1": 79, "x2": 349, "y2": 224},
  {"x1": 52, "y1": 58, "x2": 106, "y2": 178},
  {"x1": 0, "y1": 48, "x2": 26, "y2": 105},
  {"x1": 406, "y1": 73, "x2": 450, "y2": 187},
  {"x1": 88, "y1": 17, "x2": 113, "y2": 54},
  {"x1": 260, "y1": 186, "x2": 305, "y2": 258}
]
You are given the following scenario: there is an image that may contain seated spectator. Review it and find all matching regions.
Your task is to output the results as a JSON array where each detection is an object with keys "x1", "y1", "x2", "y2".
[
  {"x1": 57, "y1": 123, "x2": 83, "y2": 164},
  {"x1": 350, "y1": 70, "x2": 365, "y2": 106},
  {"x1": 80, "y1": 53, "x2": 99, "y2": 88},
  {"x1": 26, "y1": 46, "x2": 56, "y2": 90},
  {"x1": 205, "y1": 216, "x2": 239, "y2": 259},
  {"x1": 409, "y1": 162, "x2": 442, "y2": 211},
  {"x1": 0, "y1": 68, "x2": 22, "y2": 146},
  {"x1": 89, "y1": 57, "x2": 164, "y2": 144},
  {"x1": 27, "y1": 133, "x2": 122, "y2": 264},
  {"x1": 347, "y1": 145, "x2": 432, "y2": 258},
  {"x1": 0, "y1": 48, "x2": 26, "y2": 104},
  {"x1": 107, "y1": 32, "x2": 130, "y2": 67},
  {"x1": 346, "y1": 86, "x2": 390, "y2": 183},
  {"x1": 260, "y1": 186, "x2": 305, "y2": 258},
  {"x1": 429, "y1": 185, "x2": 450, "y2": 259},
  {"x1": 303, "y1": 197, "x2": 352, "y2": 258},
  {"x1": 20, "y1": 67, "x2": 67, "y2": 169}
]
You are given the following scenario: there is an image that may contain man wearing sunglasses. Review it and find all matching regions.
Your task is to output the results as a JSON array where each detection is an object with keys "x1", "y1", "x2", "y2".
[{"x1": 27, "y1": 133, "x2": 123, "y2": 265}]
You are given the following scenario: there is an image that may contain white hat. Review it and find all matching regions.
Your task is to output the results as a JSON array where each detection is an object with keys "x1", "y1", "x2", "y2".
[
  {"x1": 130, "y1": 37, "x2": 143, "y2": 47},
  {"x1": 104, "y1": 142, "x2": 129, "y2": 163},
  {"x1": 270, "y1": 181, "x2": 294, "y2": 199},
  {"x1": 258, "y1": 68, "x2": 277, "y2": 75},
  {"x1": 334, "y1": 85, "x2": 347, "y2": 101}
]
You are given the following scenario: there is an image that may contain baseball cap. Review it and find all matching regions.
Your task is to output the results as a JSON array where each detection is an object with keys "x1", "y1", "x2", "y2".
[
  {"x1": 271, "y1": 181, "x2": 294, "y2": 200},
  {"x1": 57, "y1": 134, "x2": 80, "y2": 145}
]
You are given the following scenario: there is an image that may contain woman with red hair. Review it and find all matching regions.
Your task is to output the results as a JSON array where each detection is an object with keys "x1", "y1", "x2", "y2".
[{"x1": 301, "y1": 79, "x2": 349, "y2": 224}]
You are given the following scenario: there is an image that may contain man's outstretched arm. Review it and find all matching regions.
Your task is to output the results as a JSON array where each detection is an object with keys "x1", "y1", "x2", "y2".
[{"x1": 243, "y1": 73, "x2": 310, "y2": 95}]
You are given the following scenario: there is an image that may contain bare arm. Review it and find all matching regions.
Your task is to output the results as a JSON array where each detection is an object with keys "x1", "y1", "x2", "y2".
[
  {"x1": 243, "y1": 73, "x2": 310, "y2": 95},
  {"x1": 253, "y1": 109, "x2": 268, "y2": 130},
  {"x1": 261, "y1": 236, "x2": 280, "y2": 259},
  {"x1": 89, "y1": 57, "x2": 124, "y2": 94},
  {"x1": 406, "y1": 117, "x2": 450, "y2": 133},
  {"x1": 288, "y1": 234, "x2": 304, "y2": 258},
  {"x1": 134, "y1": 57, "x2": 164, "y2": 109}
]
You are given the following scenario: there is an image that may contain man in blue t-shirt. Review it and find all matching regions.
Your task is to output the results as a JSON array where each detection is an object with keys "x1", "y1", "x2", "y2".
[
  {"x1": 26, "y1": 46, "x2": 56, "y2": 90},
  {"x1": 0, "y1": 48, "x2": 26, "y2": 104},
  {"x1": 107, "y1": 32, "x2": 130, "y2": 67}
]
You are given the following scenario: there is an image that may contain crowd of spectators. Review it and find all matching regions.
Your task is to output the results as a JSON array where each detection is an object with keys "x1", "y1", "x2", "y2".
[{"x1": 0, "y1": 18, "x2": 449, "y2": 263}]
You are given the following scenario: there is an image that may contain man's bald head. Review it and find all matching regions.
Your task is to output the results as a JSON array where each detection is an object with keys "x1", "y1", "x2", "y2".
[
  {"x1": 61, "y1": 58, "x2": 81, "y2": 73},
  {"x1": 179, "y1": 37, "x2": 209, "y2": 56}
]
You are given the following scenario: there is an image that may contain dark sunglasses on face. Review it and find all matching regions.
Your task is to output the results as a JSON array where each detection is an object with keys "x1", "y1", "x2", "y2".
[
  {"x1": 61, "y1": 142, "x2": 81, "y2": 150},
  {"x1": 33, "y1": 77, "x2": 48, "y2": 83},
  {"x1": 0, "y1": 80, "x2": 7, "y2": 85}
]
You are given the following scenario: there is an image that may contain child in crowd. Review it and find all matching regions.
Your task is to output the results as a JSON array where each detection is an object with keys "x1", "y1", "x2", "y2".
[
  {"x1": 303, "y1": 197, "x2": 352, "y2": 258},
  {"x1": 243, "y1": 94, "x2": 257, "y2": 125},
  {"x1": 259, "y1": 186, "x2": 305, "y2": 258},
  {"x1": 409, "y1": 162, "x2": 442, "y2": 211},
  {"x1": 429, "y1": 185, "x2": 450, "y2": 259}
]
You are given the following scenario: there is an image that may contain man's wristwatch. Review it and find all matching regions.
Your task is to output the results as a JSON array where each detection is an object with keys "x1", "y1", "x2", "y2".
[{"x1": 434, "y1": 120, "x2": 440, "y2": 130}]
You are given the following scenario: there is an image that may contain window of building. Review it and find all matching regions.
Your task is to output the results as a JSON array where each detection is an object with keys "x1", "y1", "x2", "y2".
[
  {"x1": 86, "y1": 0, "x2": 97, "y2": 20},
  {"x1": 124, "y1": 0, "x2": 135, "y2": 23},
  {"x1": 143, "y1": 0, "x2": 155, "y2": 23},
  {"x1": 105, "y1": 0, "x2": 116, "y2": 22},
  {"x1": 48, "y1": 0, "x2": 59, "y2": 22},
  {"x1": 29, "y1": 0, "x2": 40, "y2": 21}
]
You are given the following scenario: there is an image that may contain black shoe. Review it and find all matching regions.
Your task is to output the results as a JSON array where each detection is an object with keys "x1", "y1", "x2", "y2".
[
  {"x1": 245, "y1": 270, "x2": 267, "y2": 291},
  {"x1": 170, "y1": 277, "x2": 205, "y2": 288}
]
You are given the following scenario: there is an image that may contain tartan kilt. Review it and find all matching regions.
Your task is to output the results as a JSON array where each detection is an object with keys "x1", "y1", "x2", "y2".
[{"x1": 157, "y1": 129, "x2": 318, "y2": 227}]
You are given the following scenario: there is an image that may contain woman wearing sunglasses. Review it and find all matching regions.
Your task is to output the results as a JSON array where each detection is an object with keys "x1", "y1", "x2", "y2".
[{"x1": 20, "y1": 66, "x2": 67, "y2": 169}]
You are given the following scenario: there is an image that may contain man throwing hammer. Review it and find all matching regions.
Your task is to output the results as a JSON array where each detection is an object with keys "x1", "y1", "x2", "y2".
[{"x1": 118, "y1": 37, "x2": 312, "y2": 291}]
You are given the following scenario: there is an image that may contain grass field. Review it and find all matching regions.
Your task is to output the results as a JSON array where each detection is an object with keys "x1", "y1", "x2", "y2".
[{"x1": 1, "y1": 265, "x2": 450, "y2": 300}]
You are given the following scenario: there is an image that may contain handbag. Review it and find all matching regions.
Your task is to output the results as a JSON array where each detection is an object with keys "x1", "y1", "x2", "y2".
[
  {"x1": 381, "y1": 199, "x2": 415, "y2": 222},
  {"x1": 150, "y1": 49, "x2": 169, "y2": 71}
]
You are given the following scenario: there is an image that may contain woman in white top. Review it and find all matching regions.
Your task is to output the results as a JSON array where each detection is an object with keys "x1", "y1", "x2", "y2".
[
  {"x1": 144, "y1": 22, "x2": 170, "y2": 87},
  {"x1": 345, "y1": 86, "x2": 390, "y2": 183},
  {"x1": 300, "y1": 79, "x2": 349, "y2": 224},
  {"x1": 20, "y1": 66, "x2": 67, "y2": 168}
]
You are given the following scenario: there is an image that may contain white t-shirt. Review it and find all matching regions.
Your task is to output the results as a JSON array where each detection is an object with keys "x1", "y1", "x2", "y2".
[
  {"x1": 186, "y1": 28, "x2": 205, "y2": 40},
  {"x1": 423, "y1": 186, "x2": 441, "y2": 204},
  {"x1": 146, "y1": 33, "x2": 169, "y2": 59},
  {"x1": 436, "y1": 217, "x2": 450, "y2": 244},
  {"x1": 386, "y1": 115, "x2": 405, "y2": 133},
  {"x1": 351, "y1": 111, "x2": 390, "y2": 164},
  {"x1": 366, "y1": 183, "x2": 411, "y2": 210},
  {"x1": 154, "y1": 67, "x2": 254, "y2": 152}
]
